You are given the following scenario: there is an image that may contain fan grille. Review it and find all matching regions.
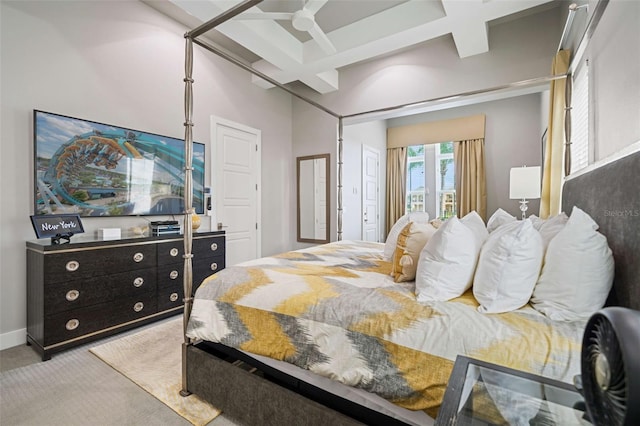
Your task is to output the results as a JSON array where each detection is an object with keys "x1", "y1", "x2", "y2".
[{"x1": 584, "y1": 315, "x2": 627, "y2": 425}]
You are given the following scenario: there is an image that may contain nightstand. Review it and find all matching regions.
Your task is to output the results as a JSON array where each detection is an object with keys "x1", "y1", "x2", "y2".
[{"x1": 436, "y1": 355, "x2": 590, "y2": 425}]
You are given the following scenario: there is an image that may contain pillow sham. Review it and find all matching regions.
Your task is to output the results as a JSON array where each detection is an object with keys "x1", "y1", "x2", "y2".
[
  {"x1": 537, "y1": 213, "x2": 569, "y2": 250},
  {"x1": 473, "y1": 219, "x2": 543, "y2": 313},
  {"x1": 391, "y1": 222, "x2": 437, "y2": 282},
  {"x1": 460, "y1": 210, "x2": 489, "y2": 250},
  {"x1": 383, "y1": 212, "x2": 430, "y2": 260},
  {"x1": 415, "y1": 216, "x2": 478, "y2": 302},
  {"x1": 486, "y1": 208, "x2": 516, "y2": 233},
  {"x1": 531, "y1": 206, "x2": 614, "y2": 321}
]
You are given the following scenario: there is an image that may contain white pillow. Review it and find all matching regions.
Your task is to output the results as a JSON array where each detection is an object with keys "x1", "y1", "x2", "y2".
[
  {"x1": 460, "y1": 211, "x2": 489, "y2": 251},
  {"x1": 537, "y1": 213, "x2": 569, "y2": 250},
  {"x1": 487, "y1": 208, "x2": 516, "y2": 233},
  {"x1": 473, "y1": 220, "x2": 543, "y2": 313},
  {"x1": 415, "y1": 217, "x2": 478, "y2": 302},
  {"x1": 383, "y1": 212, "x2": 430, "y2": 260},
  {"x1": 529, "y1": 214, "x2": 544, "y2": 230},
  {"x1": 531, "y1": 206, "x2": 614, "y2": 321}
]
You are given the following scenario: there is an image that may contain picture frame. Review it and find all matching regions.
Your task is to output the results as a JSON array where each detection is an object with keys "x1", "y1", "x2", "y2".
[{"x1": 30, "y1": 214, "x2": 85, "y2": 244}]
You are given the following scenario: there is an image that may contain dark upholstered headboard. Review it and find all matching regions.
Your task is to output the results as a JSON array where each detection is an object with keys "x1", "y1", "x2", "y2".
[{"x1": 562, "y1": 149, "x2": 640, "y2": 311}]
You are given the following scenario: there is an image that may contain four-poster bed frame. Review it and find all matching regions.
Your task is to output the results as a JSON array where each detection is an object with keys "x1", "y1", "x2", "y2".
[{"x1": 177, "y1": 0, "x2": 612, "y2": 423}]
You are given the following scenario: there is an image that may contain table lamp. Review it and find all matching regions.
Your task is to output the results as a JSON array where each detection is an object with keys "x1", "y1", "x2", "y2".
[{"x1": 509, "y1": 166, "x2": 541, "y2": 219}]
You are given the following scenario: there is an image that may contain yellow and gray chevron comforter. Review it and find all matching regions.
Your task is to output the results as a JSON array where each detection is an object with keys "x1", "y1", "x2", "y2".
[{"x1": 186, "y1": 240, "x2": 585, "y2": 417}]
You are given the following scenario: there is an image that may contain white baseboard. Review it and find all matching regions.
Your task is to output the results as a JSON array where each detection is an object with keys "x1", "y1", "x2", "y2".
[{"x1": 0, "y1": 328, "x2": 26, "y2": 351}]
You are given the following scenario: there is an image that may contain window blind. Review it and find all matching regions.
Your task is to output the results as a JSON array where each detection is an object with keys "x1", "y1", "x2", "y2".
[{"x1": 571, "y1": 61, "x2": 589, "y2": 174}]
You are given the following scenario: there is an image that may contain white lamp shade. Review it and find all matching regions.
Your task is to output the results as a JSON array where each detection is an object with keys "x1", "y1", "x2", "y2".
[{"x1": 509, "y1": 166, "x2": 541, "y2": 199}]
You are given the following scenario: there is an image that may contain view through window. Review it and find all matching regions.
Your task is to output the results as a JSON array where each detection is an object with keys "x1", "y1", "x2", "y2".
[{"x1": 406, "y1": 142, "x2": 456, "y2": 219}]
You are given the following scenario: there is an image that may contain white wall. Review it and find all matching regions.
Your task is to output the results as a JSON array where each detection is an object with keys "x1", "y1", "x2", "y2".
[
  {"x1": 342, "y1": 120, "x2": 387, "y2": 241},
  {"x1": 0, "y1": 0, "x2": 293, "y2": 348}
]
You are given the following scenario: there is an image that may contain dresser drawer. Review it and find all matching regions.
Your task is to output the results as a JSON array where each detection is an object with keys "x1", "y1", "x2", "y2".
[
  {"x1": 44, "y1": 268, "x2": 157, "y2": 316},
  {"x1": 157, "y1": 285, "x2": 184, "y2": 312},
  {"x1": 44, "y1": 293, "x2": 157, "y2": 346},
  {"x1": 157, "y1": 240, "x2": 185, "y2": 265},
  {"x1": 194, "y1": 256, "x2": 225, "y2": 287},
  {"x1": 157, "y1": 236, "x2": 226, "y2": 266},
  {"x1": 157, "y1": 278, "x2": 208, "y2": 312},
  {"x1": 157, "y1": 255, "x2": 224, "y2": 289},
  {"x1": 193, "y1": 236, "x2": 225, "y2": 259},
  {"x1": 44, "y1": 244, "x2": 156, "y2": 284}
]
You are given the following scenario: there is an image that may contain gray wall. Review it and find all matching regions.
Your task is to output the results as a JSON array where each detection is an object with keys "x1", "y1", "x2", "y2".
[
  {"x1": 588, "y1": 0, "x2": 640, "y2": 159},
  {"x1": 387, "y1": 94, "x2": 545, "y2": 220},
  {"x1": 0, "y1": 1, "x2": 293, "y2": 348},
  {"x1": 292, "y1": 6, "x2": 564, "y2": 241}
]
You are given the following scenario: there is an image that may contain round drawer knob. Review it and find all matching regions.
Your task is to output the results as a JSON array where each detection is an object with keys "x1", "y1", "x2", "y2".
[
  {"x1": 210, "y1": 243, "x2": 218, "y2": 252},
  {"x1": 66, "y1": 290, "x2": 80, "y2": 302},
  {"x1": 133, "y1": 252, "x2": 144, "y2": 263},
  {"x1": 66, "y1": 319, "x2": 79, "y2": 330},
  {"x1": 170, "y1": 248, "x2": 179, "y2": 257},
  {"x1": 133, "y1": 302, "x2": 144, "y2": 312},
  {"x1": 133, "y1": 277, "x2": 144, "y2": 287},
  {"x1": 66, "y1": 260, "x2": 80, "y2": 272},
  {"x1": 210, "y1": 262, "x2": 218, "y2": 271},
  {"x1": 170, "y1": 270, "x2": 179, "y2": 280},
  {"x1": 170, "y1": 292, "x2": 179, "y2": 302}
]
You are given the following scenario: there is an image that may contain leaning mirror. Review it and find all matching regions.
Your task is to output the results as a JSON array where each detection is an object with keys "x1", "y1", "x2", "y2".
[{"x1": 297, "y1": 154, "x2": 330, "y2": 243}]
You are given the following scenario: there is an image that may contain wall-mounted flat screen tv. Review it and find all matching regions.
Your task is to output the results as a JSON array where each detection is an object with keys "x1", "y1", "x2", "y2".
[{"x1": 34, "y1": 110, "x2": 205, "y2": 217}]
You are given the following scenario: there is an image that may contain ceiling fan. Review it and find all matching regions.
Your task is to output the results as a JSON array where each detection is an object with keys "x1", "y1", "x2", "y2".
[{"x1": 236, "y1": 0, "x2": 337, "y2": 55}]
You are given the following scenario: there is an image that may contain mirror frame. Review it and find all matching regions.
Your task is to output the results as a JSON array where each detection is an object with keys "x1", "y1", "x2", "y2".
[{"x1": 297, "y1": 153, "x2": 330, "y2": 244}]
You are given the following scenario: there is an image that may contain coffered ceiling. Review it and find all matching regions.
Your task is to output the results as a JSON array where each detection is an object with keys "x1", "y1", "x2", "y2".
[{"x1": 145, "y1": 0, "x2": 560, "y2": 94}]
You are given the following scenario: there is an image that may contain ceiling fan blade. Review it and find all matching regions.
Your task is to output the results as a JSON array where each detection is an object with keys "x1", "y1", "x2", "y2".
[
  {"x1": 308, "y1": 22, "x2": 336, "y2": 54},
  {"x1": 303, "y1": 0, "x2": 328, "y2": 15},
  {"x1": 237, "y1": 12, "x2": 293, "y2": 21}
]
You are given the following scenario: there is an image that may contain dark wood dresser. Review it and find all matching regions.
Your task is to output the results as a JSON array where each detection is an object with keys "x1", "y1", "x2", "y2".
[{"x1": 26, "y1": 231, "x2": 225, "y2": 360}]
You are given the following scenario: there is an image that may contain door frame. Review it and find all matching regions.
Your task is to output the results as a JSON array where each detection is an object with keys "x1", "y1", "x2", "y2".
[
  {"x1": 210, "y1": 115, "x2": 262, "y2": 260},
  {"x1": 361, "y1": 144, "x2": 381, "y2": 242}
]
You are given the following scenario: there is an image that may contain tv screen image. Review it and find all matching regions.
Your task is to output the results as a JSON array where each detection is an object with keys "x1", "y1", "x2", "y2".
[{"x1": 34, "y1": 110, "x2": 205, "y2": 217}]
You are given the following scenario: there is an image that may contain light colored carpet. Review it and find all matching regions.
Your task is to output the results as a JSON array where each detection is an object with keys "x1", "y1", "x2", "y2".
[{"x1": 90, "y1": 318, "x2": 221, "y2": 426}]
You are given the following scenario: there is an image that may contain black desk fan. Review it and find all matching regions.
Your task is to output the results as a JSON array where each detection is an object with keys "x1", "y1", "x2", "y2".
[{"x1": 580, "y1": 307, "x2": 640, "y2": 425}]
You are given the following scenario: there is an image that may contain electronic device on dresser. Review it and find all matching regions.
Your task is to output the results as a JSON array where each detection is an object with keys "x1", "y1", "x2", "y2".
[{"x1": 26, "y1": 231, "x2": 225, "y2": 360}]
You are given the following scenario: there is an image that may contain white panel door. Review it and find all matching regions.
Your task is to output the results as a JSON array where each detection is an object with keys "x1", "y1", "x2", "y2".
[
  {"x1": 362, "y1": 145, "x2": 380, "y2": 242},
  {"x1": 212, "y1": 116, "x2": 261, "y2": 267}
]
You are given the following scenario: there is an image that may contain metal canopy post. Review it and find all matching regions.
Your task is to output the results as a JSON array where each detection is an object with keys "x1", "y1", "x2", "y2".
[{"x1": 180, "y1": 0, "x2": 265, "y2": 398}]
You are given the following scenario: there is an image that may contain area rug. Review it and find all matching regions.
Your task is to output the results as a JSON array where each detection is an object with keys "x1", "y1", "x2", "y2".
[{"x1": 90, "y1": 318, "x2": 221, "y2": 426}]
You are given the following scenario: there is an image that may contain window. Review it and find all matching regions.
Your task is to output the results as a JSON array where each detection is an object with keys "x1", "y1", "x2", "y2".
[
  {"x1": 571, "y1": 59, "x2": 589, "y2": 174},
  {"x1": 435, "y1": 143, "x2": 456, "y2": 219},
  {"x1": 406, "y1": 145, "x2": 425, "y2": 213},
  {"x1": 405, "y1": 142, "x2": 456, "y2": 219}
]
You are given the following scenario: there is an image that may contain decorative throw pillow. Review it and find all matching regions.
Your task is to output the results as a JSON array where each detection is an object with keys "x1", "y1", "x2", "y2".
[
  {"x1": 391, "y1": 222, "x2": 437, "y2": 283},
  {"x1": 486, "y1": 208, "x2": 516, "y2": 233},
  {"x1": 415, "y1": 217, "x2": 478, "y2": 302},
  {"x1": 383, "y1": 212, "x2": 430, "y2": 260},
  {"x1": 473, "y1": 219, "x2": 543, "y2": 313},
  {"x1": 531, "y1": 206, "x2": 614, "y2": 321}
]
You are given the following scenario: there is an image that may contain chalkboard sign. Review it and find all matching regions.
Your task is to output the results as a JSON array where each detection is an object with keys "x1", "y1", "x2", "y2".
[{"x1": 30, "y1": 214, "x2": 85, "y2": 244}]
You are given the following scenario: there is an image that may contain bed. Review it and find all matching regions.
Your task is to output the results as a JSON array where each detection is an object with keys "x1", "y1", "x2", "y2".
[
  {"x1": 180, "y1": 147, "x2": 640, "y2": 425},
  {"x1": 175, "y1": 2, "x2": 637, "y2": 424}
]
